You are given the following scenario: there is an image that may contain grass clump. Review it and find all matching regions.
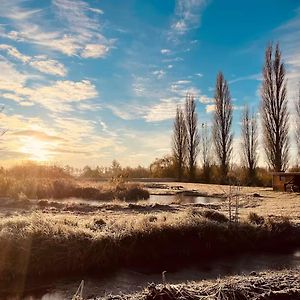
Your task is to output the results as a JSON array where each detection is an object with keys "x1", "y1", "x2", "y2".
[
  {"x1": 199, "y1": 209, "x2": 229, "y2": 223},
  {"x1": 248, "y1": 212, "x2": 265, "y2": 225}
]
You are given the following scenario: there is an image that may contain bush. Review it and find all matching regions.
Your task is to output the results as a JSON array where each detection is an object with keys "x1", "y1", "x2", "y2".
[{"x1": 118, "y1": 186, "x2": 150, "y2": 201}]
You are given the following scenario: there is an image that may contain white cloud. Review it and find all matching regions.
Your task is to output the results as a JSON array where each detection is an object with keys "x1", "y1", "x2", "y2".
[
  {"x1": 175, "y1": 80, "x2": 190, "y2": 85},
  {"x1": 0, "y1": 0, "x2": 113, "y2": 59},
  {"x1": 107, "y1": 104, "x2": 146, "y2": 120},
  {"x1": 89, "y1": 8, "x2": 104, "y2": 15},
  {"x1": 161, "y1": 49, "x2": 171, "y2": 54},
  {"x1": 153, "y1": 70, "x2": 166, "y2": 79},
  {"x1": 228, "y1": 73, "x2": 261, "y2": 84},
  {"x1": 81, "y1": 44, "x2": 109, "y2": 58},
  {"x1": 0, "y1": 44, "x2": 30, "y2": 63},
  {"x1": 145, "y1": 98, "x2": 182, "y2": 122},
  {"x1": 199, "y1": 95, "x2": 214, "y2": 104},
  {"x1": 0, "y1": 59, "x2": 27, "y2": 91},
  {"x1": 171, "y1": 0, "x2": 209, "y2": 35},
  {"x1": 206, "y1": 104, "x2": 215, "y2": 113},
  {"x1": 0, "y1": 61, "x2": 97, "y2": 111},
  {"x1": 22, "y1": 80, "x2": 98, "y2": 111},
  {"x1": 0, "y1": 44, "x2": 67, "y2": 76}
]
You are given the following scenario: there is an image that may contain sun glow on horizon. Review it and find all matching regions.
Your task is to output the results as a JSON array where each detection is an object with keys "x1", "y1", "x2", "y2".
[{"x1": 20, "y1": 137, "x2": 51, "y2": 162}]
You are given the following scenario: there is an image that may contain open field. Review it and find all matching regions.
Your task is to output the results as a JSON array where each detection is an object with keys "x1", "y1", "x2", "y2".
[
  {"x1": 1, "y1": 181, "x2": 300, "y2": 298},
  {"x1": 145, "y1": 182, "x2": 300, "y2": 223}
]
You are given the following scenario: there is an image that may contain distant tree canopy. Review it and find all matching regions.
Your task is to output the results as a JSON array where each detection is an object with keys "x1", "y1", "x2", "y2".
[
  {"x1": 80, "y1": 161, "x2": 150, "y2": 179},
  {"x1": 6, "y1": 161, "x2": 71, "y2": 179},
  {"x1": 150, "y1": 155, "x2": 176, "y2": 178}
]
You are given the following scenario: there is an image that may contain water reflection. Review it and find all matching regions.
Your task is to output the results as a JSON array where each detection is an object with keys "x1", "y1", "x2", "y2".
[{"x1": 149, "y1": 194, "x2": 221, "y2": 205}]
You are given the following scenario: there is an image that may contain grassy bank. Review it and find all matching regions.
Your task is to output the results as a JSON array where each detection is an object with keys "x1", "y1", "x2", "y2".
[
  {"x1": 1, "y1": 208, "x2": 300, "y2": 294},
  {"x1": 103, "y1": 269, "x2": 300, "y2": 299}
]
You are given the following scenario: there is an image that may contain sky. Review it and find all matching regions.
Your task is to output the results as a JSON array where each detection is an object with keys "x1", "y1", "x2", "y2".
[{"x1": 0, "y1": 0, "x2": 300, "y2": 168}]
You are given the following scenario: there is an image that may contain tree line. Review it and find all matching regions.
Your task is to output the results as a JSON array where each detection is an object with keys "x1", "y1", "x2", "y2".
[{"x1": 172, "y1": 43, "x2": 300, "y2": 184}]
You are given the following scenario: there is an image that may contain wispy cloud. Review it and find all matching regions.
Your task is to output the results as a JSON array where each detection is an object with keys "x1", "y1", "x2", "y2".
[
  {"x1": 152, "y1": 69, "x2": 166, "y2": 79},
  {"x1": 161, "y1": 49, "x2": 171, "y2": 55},
  {"x1": 276, "y1": 7, "x2": 300, "y2": 103},
  {"x1": 11, "y1": 130, "x2": 65, "y2": 142},
  {"x1": 144, "y1": 97, "x2": 182, "y2": 122},
  {"x1": 228, "y1": 73, "x2": 261, "y2": 84},
  {"x1": 170, "y1": 0, "x2": 209, "y2": 36},
  {"x1": 0, "y1": 44, "x2": 67, "y2": 76},
  {"x1": 0, "y1": 61, "x2": 97, "y2": 111},
  {"x1": 0, "y1": 0, "x2": 114, "y2": 58}
]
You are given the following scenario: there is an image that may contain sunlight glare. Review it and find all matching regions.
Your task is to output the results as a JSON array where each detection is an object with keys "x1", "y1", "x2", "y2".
[{"x1": 20, "y1": 137, "x2": 50, "y2": 162}]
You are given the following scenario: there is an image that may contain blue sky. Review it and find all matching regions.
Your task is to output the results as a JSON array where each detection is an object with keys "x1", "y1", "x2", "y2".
[{"x1": 0, "y1": 0, "x2": 299, "y2": 167}]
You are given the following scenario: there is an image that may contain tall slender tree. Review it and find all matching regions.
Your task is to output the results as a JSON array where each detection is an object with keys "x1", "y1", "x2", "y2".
[
  {"x1": 241, "y1": 105, "x2": 258, "y2": 184},
  {"x1": 172, "y1": 106, "x2": 187, "y2": 181},
  {"x1": 295, "y1": 84, "x2": 300, "y2": 163},
  {"x1": 184, "y1": 93, "x2": 200, "y2": 181},
  {"x1": 261, "y1": 43, "x2": 289, "y2": 172},
  {"x1": 213, "y1": 72, "x2": 233, "y2": 183},
  {"x1": 201, "y1": 122, "x2": 211, "y2": 182}
]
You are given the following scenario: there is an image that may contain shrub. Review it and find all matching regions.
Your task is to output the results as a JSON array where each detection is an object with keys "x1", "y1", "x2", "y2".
[{"x1": 118, "y1": 186, "x2": 150, "y2": 201}]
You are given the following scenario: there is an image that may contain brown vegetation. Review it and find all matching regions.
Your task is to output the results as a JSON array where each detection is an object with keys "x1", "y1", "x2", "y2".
[
  {"x1": 0, "y1": 174, "x2": 149, "y2": 202},
  {"x1": 106, "y1": 269, "x2": 300, "y2": 300}
]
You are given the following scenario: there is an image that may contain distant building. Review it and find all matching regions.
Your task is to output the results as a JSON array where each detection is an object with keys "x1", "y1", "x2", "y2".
[{"x1": 272, "y1": 172, "x2": 300, "y2": 192}]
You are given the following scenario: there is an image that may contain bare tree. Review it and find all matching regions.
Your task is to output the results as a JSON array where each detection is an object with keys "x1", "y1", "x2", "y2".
[
  {"x1": 201, "y1": 122, "x2": 211, "y2": 182},
  {"x1": 261, "y1": 43, "x2": 289, "y2": 172},
  {"x1": 172, "y1": 106, "x2": 187, "y2": 181},
  {"x1": 184, "y1": 93, "x2": 200, "y2": 181},
  {"x1": 213, "y1": 72, "x2": 233, "y2": 183},
  {"x1": 295, "y1": 84, "x2": 300, "y2": 163},
  {"x1": 241, "y1": 105, "x2": 258, "y2": 184}
]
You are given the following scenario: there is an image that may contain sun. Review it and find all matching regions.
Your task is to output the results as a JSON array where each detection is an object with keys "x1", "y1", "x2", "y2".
[{"x1": 20, "y1": 137, "x2": 50, "y2": 162}]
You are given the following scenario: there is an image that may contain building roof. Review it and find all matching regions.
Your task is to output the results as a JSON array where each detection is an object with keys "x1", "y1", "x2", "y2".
[{"x1": 272, "y1": 172, "x2": 300, "y2": 176}]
